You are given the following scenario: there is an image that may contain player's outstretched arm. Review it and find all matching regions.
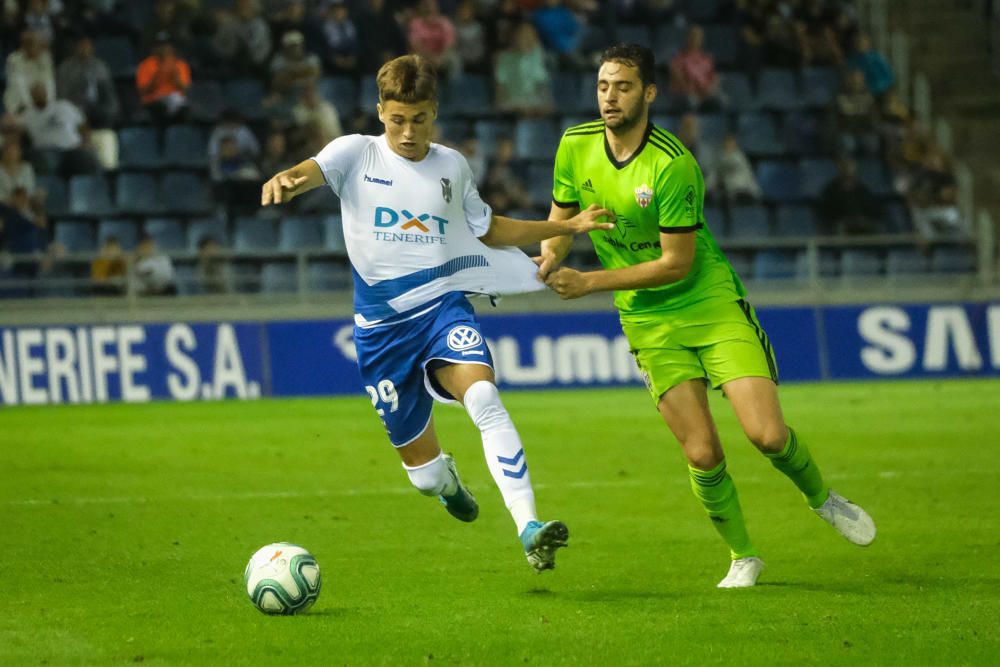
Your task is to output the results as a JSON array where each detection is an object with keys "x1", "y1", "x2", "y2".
[
  {"x1": 260, "y1": 159, "x2": 324, "y2": 206},
  {"x1": 545, "y1": 229, "x2": 696, "y2": 299},
  {"x1": 536, "y1": 202, "x2": 578, "y2": 280},
  {"x1": 478, "y1": 203, "x2": 614, "y2": 249}
]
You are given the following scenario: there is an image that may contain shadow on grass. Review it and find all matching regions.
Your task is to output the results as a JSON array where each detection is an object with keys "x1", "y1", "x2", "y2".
[{"x1": 526, "y1": 587, "x2": 679, "y2": 602}]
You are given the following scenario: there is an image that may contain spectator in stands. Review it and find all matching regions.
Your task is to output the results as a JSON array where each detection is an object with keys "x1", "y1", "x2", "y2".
[
  {"x1": 209, "y1": 110, "x2": 261, "y2": 213},
  {"x1": 317, "y1": 0, "x2": 359, "y2": 74},
  {"x1": 847, "y1": 33, "x2": 895, "y2": 97},
  {"x1": 141, "y1": 0, "x2": 194, "y2": 55},
  {"x1": 459, "y1": 135, "x2": 487, "y2": 187},
  {"x1": 57, "y1": 34, "x2": 120, "y2": 131},
  {"x1": 356, "y1": 0, "x2": 407, "y2": 73},
  {"x1": 532, "y1": 0, "x2": 583, "y2": 66},
  {"x1": 23, "y1": 0, "x2": 62, "y2": 47},
  {"x1": 215, "y1": 0, "x2": 273, "y2": 76},
  {"x1": 494, "y1": 21, "x2": 553, "y2": 116},
  {"x1": 17, "y1": 83, "x2": 100, "y2": 177},
  {"x1": 670, "y1": 26, "x2": 725, "y2": 111},
  {"x1": 408, "y1": 0, "x2": 459, "y2": 78},
  {"x1": 454, "y1": 0, "x2": 487, "y2": 74},
  {"x1": 834, "y1": 69, "x2": 879, "y2": 155},
  {"x1": 818, "y1": 158, "x2": 881, "y2": 235},
  {"x1": 707, "y1": 134, "x2": 761, "y2": 205},
  {"x1": 266, "y1": 29, "x2": 321, "y2": 121},
  {"x1": 0, "y1": 141, "x2": 39, "y2": 205},
  {"x1": 291, "y1": 82, "x2": 343, "y2": 145},
  {"x1": 134, "y1": 234, "x2": 178, "y2": 296},
  {"x1": 91, "y1": 234, "x2": 127, "y2": 295},
  {"x1": 762, "y1": 6, "x2": 807, "y2": 68},
  {"x1": 136, "y1": 32, "x2": 192, "y2": 125},
  {"x1": 677, "y1": 113, "x2": 715, "y2": 168},
  {"x1": 484, "y1": 137, "x2": 531, "y2": 214},
  {"x1": 736, "y1": 0, "x2": 769, "y2": 74},
  {"x1": 878, "y1": 88, "x2": 911, "y2": 160},
  {"x1": 0, "y1": 187, "x2": 47, "y2": 257},
  {"x1": 908, "y1": 145, "x2": 969, "y2": 242},
  {"x1": 797, "y1": 0, "x2": 844, "y2": 67},
  {"x1": 196, "y1": 235, "x2": 231, "y2": 294},
  {"x1": 259, "y1": 128, "x2": 294, "y2": 177},
  {"x1": 4, "y1": 29, "x2": 56, "y2": 117}
]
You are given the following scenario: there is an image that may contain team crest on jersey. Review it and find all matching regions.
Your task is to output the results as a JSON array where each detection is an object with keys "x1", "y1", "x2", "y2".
[
  {"x1": 447, "y1": 326, "x2": 482, "y2": 352},
  {"x1": 634, "y1": 183, "x2": 653, "y2": 208},
  {"x1": 441, "y1": 178, "x2": 452, "y2": 203}
]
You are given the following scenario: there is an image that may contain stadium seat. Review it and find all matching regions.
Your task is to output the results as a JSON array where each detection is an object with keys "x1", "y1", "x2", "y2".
[
  {"x1": 234, "y1": 216, "x2": 278, "y2": 251},
  {"x1": 756, "y1": 161, "x2": 803, "y2": 202},
  {"x1": 53, "y1": 220, "x2": 96, "y2": 252},
  {"x1": 527, "y1": 163, "x2": 554, "y2": 208},
  {"x1": 756, "y1": 69, "x2": 802, "y2": 111},
  {"x1": 38, "y1": 175, "x2": 69, "y2": 217},
  {"x1": 94, "y1": 36, "x2": 136, "y2": 78},
  {"x1": 188, "y1": 80, "x2": 225, "y2": 122},
  {"x1": 68, "y1": 174, "x2": 114, "y2": 217},
  {"x1": 514, "y1": 118, "x2": 560, "y2": 161},
  {"x1": 118, "y1": 126, "x2": 162, "y2": 169},
  {"x1": 802, "y1": 67, "x2": 840, "y2": 107},
  {"x1": 173, "y1": 263, "x2": 197, "y2": 295},
  {"x1": 319, "y1": 76, "x2": 358, "y2": 114},
  {"x1": 445, "y1": 74, "x2": 493, "y2": 116},
  {"x1": 308, "y1": 260, "x2": 350, "y2": 291},
  {"x1": 278, "y1": 216, "x2": 325, "y2": 250},
  {"x1": 323, "y1": 215, "x2": 346, "y2": 255},
  {"x1": 222, "y1": 79, "x2": 266, "y2": 120},
  {"x1": 721, "y1": 72, "x2": 755, "y2": 112},
  {"x1": 294, "y1": 186, "x2": 340, "y2": 214},
  {"x1": 231, "y1": 261, "x2": 261, "y2": 293},
  {"x1": 886, "y1": 247, "x2": 929, "y2": 278},
  {"x1": 703, "y1": 24, "x2": 741, "y2": 67},
  {"x1": 841, "y1": 248, "x2": 883, "y2": 277},
  {"x1": 800, "y1": 158, "x2": 839, "y2": 198},
  {"x1": 98, "y1": 219, "x2": 140, "y2": 250},
  {"x1": 698, "y1": 113, "x2": 729, "y2": 145},
  {"x1": 163, "y1": 125, "x2": 208, "y2": 169},
  {"x1": 857, "y1": 158, "x2": 894, "y2": 197},
  {"x1": 795, "y1": 248, "x2": 840, "y2": 279},
  {"x1": 474, "y1": 119, "x2": 513, "y2": 158},
  {"x1": 774, "y1": 205, "x2": 819, "y2": 236},
  {"x1": 160, "y1": 172, "x2": 213, "y2": 215},
  {"x1": 360, "y1": 77, "x2": 380, "y2": 112},
  {"x1": 704, "y1": 205, "x2": 728, "y2": 237},
  {"x1": 115, "y1": 172, "x2": 162, "y2": 215},
  {"x1": 885, "y1": 201, "x2": 912, "y2": 233},
  {"x1": 931, "y1": 246, "x2": 977, "y2": 273},
  {"x1": 726, "y1": 250, "x2": 753, "y2": 278},
  {"x1": 617, "y1": 24, "x2": 654, "y2": 50},
  {"x1": 651, "y1": 114, "x2": 680, "y2": 134},
  {"x1": 187, "y1": 216, "x2": 229, "y2": 251},
  {"x1": 261, "y1": 262, "x2": 298, "y2": 293},
  {"x1": 435, "y1": 118, "x2": 469, "y2": 146},
  {"x1": 784, "y1": 111, "x2": 822, "y2": 155},
  {"x1": 728, "y1": 205, "x2": 771, "y2": 239},
  {"x1": 144, "y1": 218, "x2": 186, "y2": 251},
  {"x1": 752, "y1": 250, "x2": 798, "y2": 280},
  {"x1": 653, "y1": 23, "x2": 686, "y2": 62},
  {"x1": 552, "y1": 72, "x2": 593, "y2": 115},
  {"x1": 738, "y1": 112, "x2": 784, "y2": 156}
]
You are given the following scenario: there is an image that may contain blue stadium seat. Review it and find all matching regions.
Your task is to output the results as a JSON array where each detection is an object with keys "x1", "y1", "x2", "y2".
[
  {"x1": 279, "y1": 216, "x2": 325, "y2": 250},
  {"x1": 163, "y1": 125, "x2": 208, "y2": 169},
  {"x1": 617, "y1": 24, "x2": 654, "y2": 50},
  {"x1": 726, "y1": 250, "x2": 753, "y2": 278},
  {"x1": 115, "y1": 172, "x2": 162, "y2": 215},
  {"x1": 800, "y1": 158, "x2": 838, "y2": 199},
  {"x1": 446, "y1": 74, "x2": 493, "y2": 116},
  {"x1": 886, "y1": 247, "x2": 929, "y2": 277},
  {"x1": 144, "y1": 218, "x2": 186, "y2": 251},
  {"x1": 653, "y1": 24, "x2": 686, "y2": 62},
  {"x1": 784, "y1": 111, "x2": 822, "y2": 155},
  {"x1": 857, "y1": 158, "x2": 894, "y2": 197},
  {"x1": 234, "y1": 217, "x2": 278, "y2": 251},
  {"x1": 651, "y1": 114, "x2": 680, "y2": 134},
  {"x1": 885, "y1": 201, "x2": 912, "y2": 233},
  {"x1": 552, "y1": 72, "x2": 592, "y2": 115},
  {"x1": 704, "y1": 205, "x2": 727, "y2": 237},
  {"x1": 98, "y1": 218, "x2": 140, "y2": 250},
  {"x1": 931, "y1": 246, "x2": 977, "y2": 273},
  {"x1": 294, "y1": 186, "x2": 339, "y2": 213},
  {"x1": 38, "y1": 175, "x2": 69, "y2": 217},
  {"x1": 261, "y1": 262, "x2": 298, "y2": 293},
  {"x1": 721, "y1": 72, "x2": 755, "y2": 112},
  {"x1": 359, "y1": 77, "x2": 380, "y2": 112},
  {"x1": 752, "y1": 250, "x2": 798, "y2": 280},
  {"x1": 232, "y1": 261, "x2": 261, "y2": 293},
  {"x1": 474, "y1": 119, "x2": 513, "y2": 158},
  {"x1": 698, "y1": 114, "x2": 729, "y2": 145},
  {"x1": 514, "y1": 118, "x2": 560, "y2": 161},
  {"x1": 308, "y1": 260, "x2": 350, "y2": 291},
  {"x1": 69, "y1": 174, "x2": 114, "y2": 217},
  {"x1": 118, "y1": 126, "x2": 161, "y2": 169},
  {"x1": 319, "y1": 76, "x2": 358, "y2": 113},
  {"x1": 160, "y1": 172, "x2": 212, "y2": 215},
  {"x1": 188, "y1": 80, "x2": 225, "y2": 122},
  {"x1": 795, "y1": 248, "x2": 840, "y2": 279},
  {"x1": 187, "y1": 216, "x2": 229, "y2": 251},
  {"x1": 222, "y1": 79, "x2": 266, "y2": 120},
  {"x1": 527, "y1": 163, "x2": 554, "y2": 208},
  {"x1": 728, "y1": 205, "x2": 771, "y2": 239},
  {"x1": 756, "y1": 161, "x2": 803, "y2": 202},
  {"x1": 703, "y1": 24, "x2": 740, "y2": 67},
  {"x1": 323, "y1": 215, "x2": 346, "y2": 255},
  {"x1": 774, "y1": 205, "x2": 818, "y2": 236},
  {"x1": 756, "y1": 69, "x2": 802, "y2": 110},
  {"x1": 94, "y1": 36, "x2": 136, "y2": 78},
  {"x1": 54, "y1": 220, "x2": 96, "y2": 252},
  {"x1": 435, "y1": 118, "x2": 469, "y2": 146},
  {"x1": 802, "y1": 67, "x2": 840, "y2": 107},
  {"x1": 738, "y1": 112, "x2": 784, "y2": 156},
  {"x1": 841, "y1": 248, "x2": 883, "y2": 277}
]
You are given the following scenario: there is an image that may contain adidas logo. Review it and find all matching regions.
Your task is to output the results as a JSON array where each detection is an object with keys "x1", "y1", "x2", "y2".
[{"x1": 581, "y1": 178, "x2": 595, "y2": 193}]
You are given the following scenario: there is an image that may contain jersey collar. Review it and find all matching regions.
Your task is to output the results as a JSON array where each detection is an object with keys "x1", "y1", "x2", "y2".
[{"x1": 604, "y1": 122, "x2": 652, "y2": 171}]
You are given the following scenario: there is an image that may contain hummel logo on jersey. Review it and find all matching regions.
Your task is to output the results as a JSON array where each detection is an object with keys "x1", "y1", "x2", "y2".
[
  {"x1": 581, "y1": 178, "x2": 595, "y2": 193},
  {"x1": 364, "y1": 174, "x2": 393, "y2": 186}
]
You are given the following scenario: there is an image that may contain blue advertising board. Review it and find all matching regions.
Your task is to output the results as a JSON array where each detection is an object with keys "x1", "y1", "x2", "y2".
[{"x1": 1, "y1": 302, "x2": 997, "y2": 406}]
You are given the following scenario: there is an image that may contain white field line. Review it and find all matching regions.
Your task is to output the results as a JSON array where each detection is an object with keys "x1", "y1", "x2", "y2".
[{"x1": 3, "y1": 471, "x2": 902, "y2": 508}]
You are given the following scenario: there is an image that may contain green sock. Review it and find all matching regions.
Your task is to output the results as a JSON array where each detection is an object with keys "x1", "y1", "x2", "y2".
[
  {"x1": 688, "y1": 460, "x2": 757, "y2": 560},
  {"x1": 766, "y1": 427, "x2": 829, "y2": 508}
]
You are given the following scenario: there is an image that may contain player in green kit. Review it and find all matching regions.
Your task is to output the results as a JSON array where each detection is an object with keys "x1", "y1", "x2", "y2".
[{"x1": 537, "y1": 44, "x2": 876, "y2": 588}]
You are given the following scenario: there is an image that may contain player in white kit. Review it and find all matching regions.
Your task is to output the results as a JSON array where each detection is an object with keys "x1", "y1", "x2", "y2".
[{"x1": 261, "y1": 55, "x2": 613, "y2": 571}]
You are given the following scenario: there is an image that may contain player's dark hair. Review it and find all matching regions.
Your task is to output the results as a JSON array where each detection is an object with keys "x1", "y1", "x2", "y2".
[
  {"x1": 600, "y1": 43, "x2": 656, "y2": 88},
  {"x1": 376, "y1": 55, "x2": 437, "y2": 105}
]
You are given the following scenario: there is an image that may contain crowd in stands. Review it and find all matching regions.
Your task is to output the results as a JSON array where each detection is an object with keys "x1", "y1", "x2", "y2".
[{"x1": 0, "y1": 0, "x2": 978, "y2": 297}]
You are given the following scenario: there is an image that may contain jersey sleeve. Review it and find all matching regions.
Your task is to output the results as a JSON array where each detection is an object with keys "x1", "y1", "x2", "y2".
[
  {"x1": 654, "y1": 153, "x2": 704, "y2": 234},
  {"x1": 311, "y1": 134, "x2": 370, "y2": 196},
  {"x1": 459, "y1": 153, "x2": 493, "y2": 237},
  {"x1": 551, "y1": 134, "x2": 578, "y2": 208}
]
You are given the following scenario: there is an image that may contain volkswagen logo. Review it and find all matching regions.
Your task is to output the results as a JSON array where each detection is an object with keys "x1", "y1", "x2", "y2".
[{"x1": 447, "y1": 326, "x2": 482, "y2": 351}]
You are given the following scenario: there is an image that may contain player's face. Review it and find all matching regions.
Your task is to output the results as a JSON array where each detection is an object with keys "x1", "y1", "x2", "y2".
[
  {"x1": 597, "y1": 62, "x2": 655, "y2": 132},
  {"x1": 378, "y1": 99, "x2": 437, "y2": 161}
]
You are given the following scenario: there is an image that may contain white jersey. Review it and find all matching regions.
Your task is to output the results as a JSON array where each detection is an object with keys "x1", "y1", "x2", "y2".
[{"x1": 312, "y1": 134, "x2": 544, "y2": 328}]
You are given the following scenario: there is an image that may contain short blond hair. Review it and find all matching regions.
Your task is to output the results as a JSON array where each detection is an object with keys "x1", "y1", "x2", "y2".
[{"x1": 376, "y1": 55, "x2": 437, "y2": 105}]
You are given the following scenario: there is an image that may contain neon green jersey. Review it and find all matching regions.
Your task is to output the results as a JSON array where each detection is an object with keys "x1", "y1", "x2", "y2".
[{"x1": 552, "y1": 120, "x2": 746, "y2": 315}]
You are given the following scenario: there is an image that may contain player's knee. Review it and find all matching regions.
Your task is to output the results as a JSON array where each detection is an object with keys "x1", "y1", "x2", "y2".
[
  {"x1": 403, "y1": 454, "x2": 451, "y2": 497},
  {"x1": 746, "y1": 423, "x2": 788, "y2": 454},
  {"x1": 463, "y1": 380, "x2": 512, "y2": 432},
  {"x1": 681, "y1": 437, "x2": 723, "y2": 470}
]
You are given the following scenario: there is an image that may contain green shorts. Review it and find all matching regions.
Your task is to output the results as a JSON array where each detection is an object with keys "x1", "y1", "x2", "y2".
[{"x1": 620, "y1": 299, "x2": 778, "y2": 401}]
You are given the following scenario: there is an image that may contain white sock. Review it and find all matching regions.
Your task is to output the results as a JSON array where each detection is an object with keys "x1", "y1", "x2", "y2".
[
  {"x1": 402, "y1": 453, "x2": 457, "y2": 497},
  {"x1": 463, "y1": 380, "x2": 538, "y2": 534}
]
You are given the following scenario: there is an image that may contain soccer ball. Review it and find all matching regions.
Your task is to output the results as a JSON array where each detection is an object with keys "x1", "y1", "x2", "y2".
[{"x1": 244, "y1": 542, "x2": 322, "y2": 615}]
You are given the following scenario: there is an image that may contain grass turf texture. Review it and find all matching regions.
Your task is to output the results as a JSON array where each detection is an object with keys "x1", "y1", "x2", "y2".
[{"x1": 2, "y1": 379, "x2": 998, "y2": 666}]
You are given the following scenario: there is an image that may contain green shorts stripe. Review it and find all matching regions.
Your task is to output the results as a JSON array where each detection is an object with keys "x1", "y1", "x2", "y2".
[{"x1": 736, "y1": 299, "x2": 778, "y2": 383}]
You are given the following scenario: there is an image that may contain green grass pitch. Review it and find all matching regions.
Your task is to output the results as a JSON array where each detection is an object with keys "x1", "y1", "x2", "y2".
[{"x1": 2, "y1": 379, "x2": 999, "y2": 666}]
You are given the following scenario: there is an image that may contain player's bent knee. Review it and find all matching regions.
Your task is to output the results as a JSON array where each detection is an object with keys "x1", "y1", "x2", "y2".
[
  {"x1": 681, "y1": 439, "x2": 724, "y2": 470},
  {"x1": 746, "y1": 424, "x2": 788, "y2": 453},
  {"x1": 403, "y1": 453, "x2": 451, "y2": 496}
]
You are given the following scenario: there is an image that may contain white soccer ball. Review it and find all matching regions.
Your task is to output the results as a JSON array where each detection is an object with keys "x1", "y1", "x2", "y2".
[{"x1": 244, "y1": 542, "x2": 322, "y2": 615}]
